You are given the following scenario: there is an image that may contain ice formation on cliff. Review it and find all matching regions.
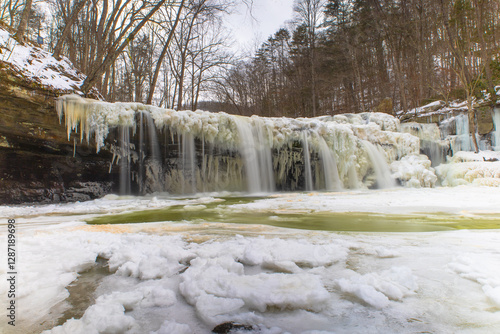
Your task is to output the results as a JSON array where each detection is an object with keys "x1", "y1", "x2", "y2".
[{"x1": 55, "y1": 95, "x2": 442, "y2": 193}]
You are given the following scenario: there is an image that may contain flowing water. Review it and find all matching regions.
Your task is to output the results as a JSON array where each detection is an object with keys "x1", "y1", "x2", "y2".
[
  {"x1": 493, "y1": 107, "x2": 500, "y2": 151},
  {"x1": 361, "y1": 140, "x2": 396, "y2": 188}
]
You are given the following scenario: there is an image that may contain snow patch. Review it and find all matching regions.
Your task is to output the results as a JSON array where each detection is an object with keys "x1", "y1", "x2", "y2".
[{"x1": 449, "y1": 254, "x2": 500, "y2": 307}]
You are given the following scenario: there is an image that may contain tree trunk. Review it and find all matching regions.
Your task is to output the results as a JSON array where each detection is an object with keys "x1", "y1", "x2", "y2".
[
  {"x1": 469, "y1": 110, "x2": 480, "y2": 153},
  {"x1": 53, "y1": 0, "x2": 89, "y2": 58},
  {"x1": 147, "y1": 0, "x2": 185, "y2": 105},
  {"x1": 15, "y1": 0, "x2": 33, "y2": 44},
  {"x1": 81, "y1": 0, "x2": 167, "y2": 94},
  {"x1": 467, "y1": 95, "x2": 480, "y2": 153},
  {"x1": 310, "y1": 46, "x2": 317, "y2": 117},
  {"x1": 176, "y1": 56, "x2": 186, "y2": 110},
  {"x1": 474, "y1": 0, "x2": 496, "y2": 107}
]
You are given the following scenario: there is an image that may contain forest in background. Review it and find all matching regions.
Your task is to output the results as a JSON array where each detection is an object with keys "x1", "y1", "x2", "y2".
[{"x1": 1, "y1": 0, "x2": 500, "y2": 119}]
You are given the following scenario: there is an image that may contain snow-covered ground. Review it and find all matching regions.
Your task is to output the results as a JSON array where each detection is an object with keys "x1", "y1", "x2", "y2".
[
  {"x1": 0, "y1": 26, "x2": 84, "y2": 91},
  {"x1": 1, "y1": 187, "x2": 500, "y2": 334}
]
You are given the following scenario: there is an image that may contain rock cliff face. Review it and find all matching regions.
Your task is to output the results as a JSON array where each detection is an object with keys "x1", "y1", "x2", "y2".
[
  {"x1": 0, "y1": 23, "x2": 119, "y2": 204},
  {"x1": 0, "y1": 70, "x2": 118, "y2": 204}
]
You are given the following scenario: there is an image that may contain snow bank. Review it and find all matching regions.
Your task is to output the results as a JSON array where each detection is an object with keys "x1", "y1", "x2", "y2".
[
  {"x1": 336, "y1": 266, "x2": 417, "y2": 308},
  {"x1": 391, "y1": 154, "x2": 437, "y2": 187},
  {"x1": 436, "y1": 153, "x2": 500, "y2": 186},
  {"x1": 449, "y1": 254, "x2": 500, "y2": 307},
  {"x1": 179, "y1": 256, "x2": 330, "y2": 324},
  {"x1": 400, "y1": 100, "x2": 446, "y2": 117},
  {"x1": 225, "y1": 186, "x2": 500, "y2": 215},
  {"x1": 0, "y1": 195, "x2": 222, "y2": 230},
  {"x1": 5, "y1": 232, "x2": 98, "y2": 325},
  {"x1": 447, "y1": 151, "x2": 500, "y2": 163},
  {"x1": 11, "y1": 224, "x2": 499, "y2": 333},
  {"x1": 47, "y1": 281, "x2": 178, "y2": 334}
]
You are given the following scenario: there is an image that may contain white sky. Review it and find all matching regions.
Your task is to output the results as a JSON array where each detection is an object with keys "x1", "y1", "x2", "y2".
[{"x1": 224, "y1": 0, "x2": 295, "y2": 56}]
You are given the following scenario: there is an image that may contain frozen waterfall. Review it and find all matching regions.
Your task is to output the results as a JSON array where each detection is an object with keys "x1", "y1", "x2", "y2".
[{"x1": 56, "y1": 95, "x2": 436, "y2": 194}]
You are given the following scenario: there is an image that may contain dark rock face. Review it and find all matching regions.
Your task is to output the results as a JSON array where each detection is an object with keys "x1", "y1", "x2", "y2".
[
  {"x1": 0, "y1": 70, "x2": 118, "y2": 204},
  {"x1": 212, "y1": 322, "x2": 254, "y2": 333}
]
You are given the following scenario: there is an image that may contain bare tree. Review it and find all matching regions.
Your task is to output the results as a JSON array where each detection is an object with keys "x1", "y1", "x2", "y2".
[
  {"x1": 0, "y1": 0, "x2": 25, "y2": 26},
  {"x1": 14, "y1": 0, "x2": 32, "y2": 43},
  {"x1": 293, "y1": 0, "x2": 324, "y2": 116},
  {"x1": 80, "y1": 0, "x2": 169, "y2": 94},
  {"x1": 186, "y1": 20, "x2": 232, "y2": 110},
  {"x1": 439, "y1": 0, "x2": 483, "y2": 152},
  {"x1": 52, "y1": 0, "x2": 89, "y2": 58},
  {"x1": 146, "y1": 0, "x2": 185, "y2": 105}
]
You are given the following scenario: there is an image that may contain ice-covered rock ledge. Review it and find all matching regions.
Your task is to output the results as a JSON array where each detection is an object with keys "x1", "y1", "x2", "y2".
[
  {"x1": 0, "y1": 26, "x2": 111, "y2": 204},
  {"x1": 436, "y1": 151, "x2": 500, "y2": 187}
]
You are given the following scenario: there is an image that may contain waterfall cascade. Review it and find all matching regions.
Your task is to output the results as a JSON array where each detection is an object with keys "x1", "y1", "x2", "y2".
[
  {"x1": 453, "y1": 114, "x2": 472, "y2": 153},
  {"x1": 400, "y1": 123, "x2": 448, "y2": 166},
  {"x1": 57, "y1": 95, "x2": 437, "y2": 194},
  {"x1": 362, "y1": 141, "x2": 396, "y2": 188},
  {"x1": 234, "y1": 117, "x2": 275, "y2": 193},
  {"x1": 317, "y1": 135, "x2": 342, "y2": 190},
  {"x1": 493, "y1": 108, "x2": 500, "y2": 151}
]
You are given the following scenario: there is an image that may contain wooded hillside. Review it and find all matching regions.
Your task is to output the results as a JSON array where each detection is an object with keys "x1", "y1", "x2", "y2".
[
  {"x1": 216, "y1": 0, "x2": 500, "y2": 118},
  {"x1": 2, "y1": 0, "x2": 499, "y2": 118}
]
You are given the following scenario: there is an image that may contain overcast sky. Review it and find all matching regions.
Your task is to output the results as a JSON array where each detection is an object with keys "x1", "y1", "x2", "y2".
[{"x1": 224, "y1": 0, "x2": 295, "y2": 55}]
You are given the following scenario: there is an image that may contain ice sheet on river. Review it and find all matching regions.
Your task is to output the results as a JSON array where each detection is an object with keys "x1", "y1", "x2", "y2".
[
  {"x1": 1, "y1": 187, "x2": 500, "y2": 333},
  {"x1": 4, "y1": 225, "x2": 500, "y2": 334}
]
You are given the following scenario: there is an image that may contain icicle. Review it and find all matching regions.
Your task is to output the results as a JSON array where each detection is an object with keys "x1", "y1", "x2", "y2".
[
  {"x1": 302, "y1": 131, "x2": 313, "y2": 191},
  {"x1": 182, "y1": 133, "x2": 196, "y2": 194},
  {"x1": 454, "y1": 114, "x2": 471, "y2": 152},
  {"x1": 119, "y1": 126, "x2": 132, "y2": 195}
]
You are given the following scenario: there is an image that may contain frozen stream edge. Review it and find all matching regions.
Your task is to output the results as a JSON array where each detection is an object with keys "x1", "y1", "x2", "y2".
[{"x1": 0, "y1": 187, "x2": 500, "y2": 334}]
